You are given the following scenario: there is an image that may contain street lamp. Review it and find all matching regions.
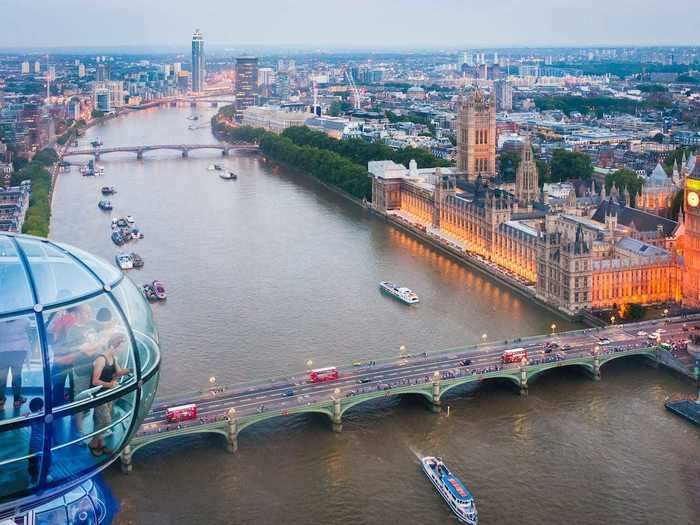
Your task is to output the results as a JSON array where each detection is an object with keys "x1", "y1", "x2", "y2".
[
  {"x1": 306, "y1": 359, "x2": 313, "y2": 369},
  {"x1": 481, "y1": 333, "x2": 488, "y2": 342},
  {"x1": 209, "y1": 376, "x2": 217, "y2": 385},
  {"x1": 433, "y1": 371, "x2": 441, "y2": 382},
  {"x1": 663, "y1": 308, "x2": 669, "y2": 318},
  {"x1": 551, "y1": 323, "x2": 557, "y2": 335},
  {"x1": 399, "y1": 344, "x2": 407, "y2": 357},
  {"x1": 610, "y1": 315, "x2": 616, "y2": 325}
]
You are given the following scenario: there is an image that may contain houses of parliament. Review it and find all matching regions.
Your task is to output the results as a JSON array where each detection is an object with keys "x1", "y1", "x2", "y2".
[{"x1": 370, "y1": 87, "x2": 700, "y2": 317}]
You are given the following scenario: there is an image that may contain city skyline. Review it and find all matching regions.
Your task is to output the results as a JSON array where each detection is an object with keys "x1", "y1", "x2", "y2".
[{"x1": 0, "y1": 0, "x2": 698, "y2": 49}]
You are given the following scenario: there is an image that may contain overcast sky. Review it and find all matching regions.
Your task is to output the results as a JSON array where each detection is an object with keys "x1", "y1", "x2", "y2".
[{"x1": 0, "y1": 0, "x2": 697, "y2": 50}]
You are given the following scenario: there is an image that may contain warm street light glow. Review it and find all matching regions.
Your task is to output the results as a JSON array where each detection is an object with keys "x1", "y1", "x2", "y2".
[
  {"x1": 481, "y1": 333, "x2": 487, "y2": 341},
  {"x1": 610, "y1": 316, "x2": 616, "y2": 324},
  {"x1": 209, "y1": 376, "x2": 216, "y2": 384},
  {"x1": 551, "y1": 323, "x2": 557, "y2": 334},
  {"x1": 306, "y1": 359, "x2": 313, "y2": 368},
  {"x1": 399, "y1": 344, "x2": 406, "y2": 352},
  {"x1": 663, "y1": 308, "x2": 669, "y2": 317}
]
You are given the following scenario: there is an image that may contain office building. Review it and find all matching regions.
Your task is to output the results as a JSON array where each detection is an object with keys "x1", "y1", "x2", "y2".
[
  {"x1": 241, "y1": 106, "x2": 312, "y2": 133},
  {"x1": 275, "y1": 72, "x2": 290, "y2": 100},
  {"x1": 34, "y1": 60, "x2": 41, "y2": 74},
  {"x1": 235, "y1": 56, "x2": 258, "y2": 109},
  {"x1": 494, "y1": 79, "x2": 513, "y2": 112},
  {"x1": 191, "y1": 29, "x2": 205, "y2": 93},
  {"x1": 78, "y1": 63, "x2": 86, "y2": 78},
  {"x1": 21, "y1": 61, "x2": 30, "y2": 74},
  {"x1": 96, "y1": 61, "x2": 110, "y2": 81}
]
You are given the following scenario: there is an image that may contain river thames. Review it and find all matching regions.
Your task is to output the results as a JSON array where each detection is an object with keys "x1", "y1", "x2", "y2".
[{"x1": 50, "y1": 105, "x2": 699, "y2": 524}]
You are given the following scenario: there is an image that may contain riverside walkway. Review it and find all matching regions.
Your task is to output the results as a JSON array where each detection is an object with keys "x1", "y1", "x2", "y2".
[{"x1": 120, "y1": 316, "x2": 699, "y2": 472}]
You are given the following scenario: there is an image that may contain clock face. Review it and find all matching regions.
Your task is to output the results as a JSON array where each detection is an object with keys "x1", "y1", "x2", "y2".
[{"x1": 688, "y1": 191, "x2": 700, "y2": 208}]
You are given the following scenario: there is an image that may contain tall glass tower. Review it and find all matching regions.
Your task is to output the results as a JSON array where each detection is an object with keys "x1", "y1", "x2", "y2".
[{"x1": 191, "y1": 29, "x2": 205, "y2": 93}]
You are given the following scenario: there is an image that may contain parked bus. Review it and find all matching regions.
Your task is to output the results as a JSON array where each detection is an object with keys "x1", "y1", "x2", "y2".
[
  {"x1": 166, "y1": 403, "x2": 197, "y2": 423},
  {"x1": 501, "y1": 348, "x2": 527, "y2": 364},
  {"x1": 309, "y1": 367, "x2": 339, "y2": 383}
]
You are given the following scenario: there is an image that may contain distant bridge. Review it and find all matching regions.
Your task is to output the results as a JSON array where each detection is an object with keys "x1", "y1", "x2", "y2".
[
  {"x1": 118, "y1": 315, "x2": 699, "y2": 473},
  {"x1": 64, "y1": 143, "x2": 258, "y2": 161}
]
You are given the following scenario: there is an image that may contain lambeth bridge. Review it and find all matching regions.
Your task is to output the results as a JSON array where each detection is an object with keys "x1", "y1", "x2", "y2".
[
  {"x1": 64, "y1": 143, "x2": 258, "y2": 161},
  {"x1": 119, "y1": 316, "x2": 699, "y2": 472}
]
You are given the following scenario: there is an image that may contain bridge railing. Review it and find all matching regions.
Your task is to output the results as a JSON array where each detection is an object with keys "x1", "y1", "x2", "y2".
[{"x1": 151, "y1": 317, "x2": 695, "y2": 407}]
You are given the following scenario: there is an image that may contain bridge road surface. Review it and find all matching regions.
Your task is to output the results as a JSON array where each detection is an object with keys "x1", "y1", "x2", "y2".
[{"x1": 137, "y1": 317, "x2": 696, "y2": 435}]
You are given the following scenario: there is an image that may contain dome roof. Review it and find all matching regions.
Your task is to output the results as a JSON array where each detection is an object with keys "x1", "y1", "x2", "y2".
[{"x1": 0, "y1": 233, "x2": 161, "y2": 513}]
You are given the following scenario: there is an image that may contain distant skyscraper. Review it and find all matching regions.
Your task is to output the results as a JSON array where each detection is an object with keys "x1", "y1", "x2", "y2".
[
  {"x1": 34, "y1": 61, "x2": 41, "y2": 74},
  {"x1": 96, "y1": 62, "x2": 110, "y2": 82},
  {"x1": 78, "y1": 63, "x2": 85, "y2": 78},
  {"x1": 494, "y1": 79, "x2": 513, "y2": 111},
  {"x1": 456, "y1": 88, "x2": 497, "y2": 181},
  {"x1": 275, "y1": 72, "x2": 290, "y2": 100},
  {"x1": 191, "y1": 29, "x2": 205, "y2": 93},
  {"x1": 21, "y1": 61, "x2": 30, "y2": 74},
  {"x1": 235, "y1": 56, "x2": 258, "y2": 109}
]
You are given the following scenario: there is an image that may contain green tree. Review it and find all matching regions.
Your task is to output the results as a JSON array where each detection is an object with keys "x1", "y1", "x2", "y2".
[
  {"x1": 549, "y1": 149, "x2": 593, "y2": 182},
  {"x1": 33, "y1": 148, "x2": 58, "y2": 166},
  {"x1": 624, "y1": 303, "x2": 646, "y2": 321}
]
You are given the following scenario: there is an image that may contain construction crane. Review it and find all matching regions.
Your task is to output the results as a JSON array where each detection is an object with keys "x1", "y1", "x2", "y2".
[{"x1": 345, "y1": 68, "x2": 361, "y2": 110}]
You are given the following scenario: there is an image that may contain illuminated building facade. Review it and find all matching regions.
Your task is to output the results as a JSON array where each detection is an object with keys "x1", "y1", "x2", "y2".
[
  {"x1": 370, "y1": 158, "x2": 686, "y2": 316},
  {"x1": 456, "y1": 88, "x2": 496, "y2": 182},
  {"x1": 681, "y1": 156, "x2": 700, "y2": 307}
]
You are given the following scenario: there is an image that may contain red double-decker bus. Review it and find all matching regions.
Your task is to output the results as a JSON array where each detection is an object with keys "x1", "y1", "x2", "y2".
[
  {"x1": 309, "y1": 367, "x2": 339, "y2": 383},
  {"x1": 501, "y1": 348, "x2": 527, "y2": 364},
  {"x1": 166, "y1": 403, "x2": 197, "y2": 423}
]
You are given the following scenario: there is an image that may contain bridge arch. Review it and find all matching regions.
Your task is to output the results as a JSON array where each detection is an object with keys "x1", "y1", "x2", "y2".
[
  {"x1": 439, "y1": 372, "x2": 521, "y2": 399},
  {"x1": 340, "y1": 388, "x2": 434, "y2": 417},
  {"x1": 129, "y1": 427, "x2": 229, "y2": 457},
  {"x1": 526, "y1": 361, "x2": 595, "y2": 385},
  {"x1": 237, "y1": 407, "x2": 334, "y2": 435},
  {"x1": 598, "y1": 349, "x2": 657, "y2": 372}
]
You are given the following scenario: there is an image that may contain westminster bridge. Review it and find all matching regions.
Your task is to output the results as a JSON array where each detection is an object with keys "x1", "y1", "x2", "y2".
[{"x1": 120, "y1": 315, "x2": 699, "y2": 472}]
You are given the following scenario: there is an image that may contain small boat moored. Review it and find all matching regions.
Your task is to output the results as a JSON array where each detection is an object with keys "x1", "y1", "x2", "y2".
[
  {"x1": 421, "y1": 456, "x2": 478, "y2": 525},
  {"x1": 219, "y1": 171, "x2": 237, "y2": 180},
  {"x1": 101, "y1": 186, "x2": 116, "y2": 195},
  {"x1": 98, "y1": 200, "x2": 113, "y2": 211},
  {"x1": 143, "y1": 280, "x2": 167, "y2": 301},
  {"x1": 130, "y1": 253, "x2": 144, "y2": 268},
  {"x1": 115, "y1": 253, "x2": 134, "y2": 270},
  {"x1": 379, "y1": 281, "x2": 419, "y2": 304},
  {"x1": 111, "y1": 231, "x2": 124, "y2": 246}
]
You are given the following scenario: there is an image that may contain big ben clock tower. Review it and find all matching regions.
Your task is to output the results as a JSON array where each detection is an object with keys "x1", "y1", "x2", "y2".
[{"x1": 683, "y1": 157, "x2": 700, "y2": 307}]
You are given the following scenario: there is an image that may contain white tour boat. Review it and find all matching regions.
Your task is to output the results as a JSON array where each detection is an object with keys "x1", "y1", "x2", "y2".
[
  {"x1": 379, "y1": 281, "x2": 419, "y2": 304},
  {"x1": 421, "y1": 456, "x2": 478, "y2": 524},
  {"x1": 115, "y1": 253, "x2": 134, "y2": 270}
]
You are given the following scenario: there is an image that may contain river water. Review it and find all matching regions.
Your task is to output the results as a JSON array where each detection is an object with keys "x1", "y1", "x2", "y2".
[{"x1": 50, "y1": 105, "x2": 699, "y2": 525}]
